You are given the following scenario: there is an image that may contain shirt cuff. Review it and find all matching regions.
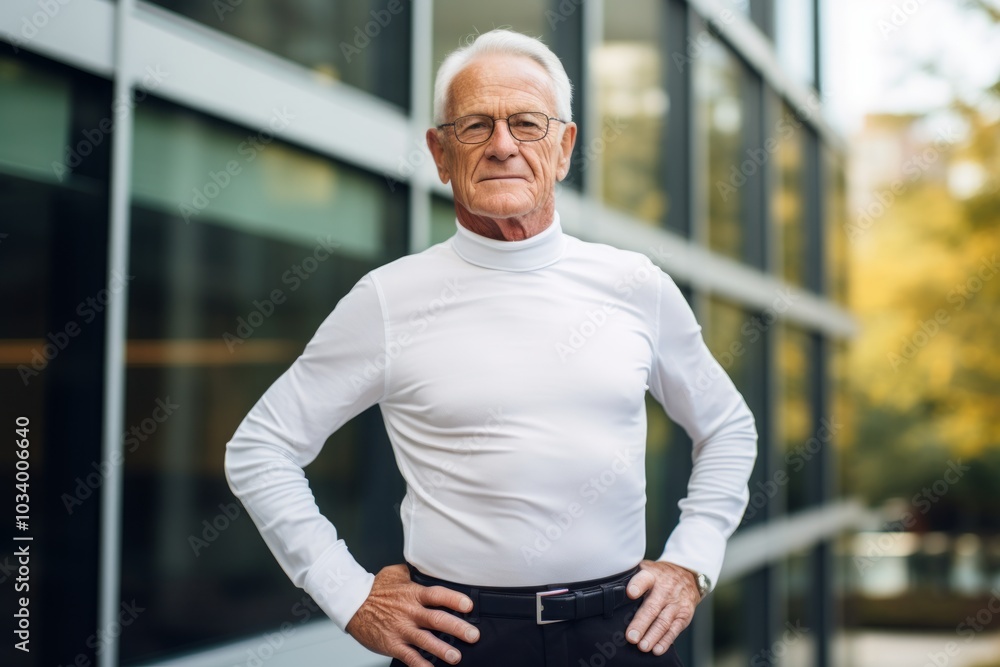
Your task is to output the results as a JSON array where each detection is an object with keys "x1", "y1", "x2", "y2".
[
  {"x1": 302, "y1": 541, "x2": 375, "y2": 632},
  {"x1": 656, "y1": 518, "x2": 728, "y2": 594}
]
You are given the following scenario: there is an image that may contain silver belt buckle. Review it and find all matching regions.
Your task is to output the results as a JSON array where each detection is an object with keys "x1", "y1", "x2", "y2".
[{"x1": 536, "y1": 588, "x2": 570, "y2": 625}]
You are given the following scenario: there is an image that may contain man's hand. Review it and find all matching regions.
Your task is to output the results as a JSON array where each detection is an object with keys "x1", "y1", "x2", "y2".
[
  {"x1": 345, "y1": 564, "x2": 481, "y2": 667},
  {"x1": 623, "y1": 560, "x2": 701, "y2": 656}
]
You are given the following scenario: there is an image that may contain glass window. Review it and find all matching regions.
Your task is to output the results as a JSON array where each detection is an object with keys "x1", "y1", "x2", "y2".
[
  {"x1": 707, "y1": 298, "x2": 769, "y2": 526},
  {"x1": 148, "y1": 0, "x2": 412, "y2": 110},
  {"x1": 119, "y1": 97, "x2": 408, "y2": 663},
  {"x1": 0, "y1": 58, "x2": 71, "y2": 175},
  {"x1": 595, "y1": 0, "x2": 669, "y2": 225},
  {"x1": 696, "y1": 37, "x2": 747, "y2": 260},
  {"x1": 0, "y1": 53, "x2": 111, "y2": 666},
  {"x1": 645, "y1": 285, "x2": 695, "y2": 562},
  {"x1": 431, "y1": 0, "x2": 584, "y2": 187},
  {"x1": 780, "y1": 325, "x2": 813, "y2": 514},
  {"x1": 831, "y1": 340, "x2": 853, "y2": 499},
  {"x1": 774, "y1": 0, "x2": 816, "y2": 88},
  {"x1": 825, "y1": 148, "x2": 849, "y2": 304},
  {"x1": 431, "y1": 194, "x2": 457, "y2": 244},
  {"x1": 712, "y1": 578, "x2": 749, "y2": 667},
  {"x1": 779, "y1": 551, "x2": 817, "y2": 667},
  {"x1": 432, "y1": 0, "x2": 549, "y2": 115},
  {"x1": 775, "y1": 103, "x2": 806, "y2": 286}
]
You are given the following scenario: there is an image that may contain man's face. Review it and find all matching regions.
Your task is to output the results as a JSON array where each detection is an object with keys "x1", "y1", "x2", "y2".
[{"x1": 427, "y1": 55, "x2": 577, "y2": 223}]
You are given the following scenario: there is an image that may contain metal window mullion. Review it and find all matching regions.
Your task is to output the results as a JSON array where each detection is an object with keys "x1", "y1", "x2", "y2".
[
  {"x1": 581, "y1": 0, "x2": 604, "y2": 209},
  {"x1": 408, "y1": 0, "x2": 434, "y2": 253},
  {"x1": 99, "y1": 1, "x2": 136, "y2": 666}
]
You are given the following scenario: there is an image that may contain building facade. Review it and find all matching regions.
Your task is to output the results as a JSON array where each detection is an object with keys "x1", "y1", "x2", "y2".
[{"x1": 0, "y1": 1, "x2": 861, "y2": 665}]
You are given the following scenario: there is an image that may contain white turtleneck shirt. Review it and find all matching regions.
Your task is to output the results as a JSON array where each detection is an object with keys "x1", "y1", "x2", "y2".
[{"x1": 224, "y1": 213, "x2": 757, "y2": 632}]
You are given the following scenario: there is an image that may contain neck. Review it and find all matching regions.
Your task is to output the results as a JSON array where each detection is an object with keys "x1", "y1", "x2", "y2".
[{"x1": 454, "y1": 198, "x2": 555, "y2": 241}]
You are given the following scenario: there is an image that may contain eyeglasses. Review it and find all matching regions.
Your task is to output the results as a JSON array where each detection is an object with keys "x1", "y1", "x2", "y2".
[{"x1": 437, "y1": 112, "x2": 567, "y2": 144}]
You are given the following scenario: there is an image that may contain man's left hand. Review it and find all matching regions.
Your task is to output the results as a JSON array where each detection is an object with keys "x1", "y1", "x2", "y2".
[{"x1": 623, "y1": 559, "x2": 701, "y2": 656}]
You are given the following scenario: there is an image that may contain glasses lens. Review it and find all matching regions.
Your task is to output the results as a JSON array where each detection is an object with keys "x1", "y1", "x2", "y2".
[
  {"x1": 508, "y1": 113, "x2": 549, "y2": 141},
  {"x1": 454, "y1": 115, "x2": 494, "y2": 143}
]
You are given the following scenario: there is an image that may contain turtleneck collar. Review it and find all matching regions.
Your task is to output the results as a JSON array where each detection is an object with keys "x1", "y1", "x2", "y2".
[{"x1": 451, "y1": 212, "x2": 566, "y2": 272}]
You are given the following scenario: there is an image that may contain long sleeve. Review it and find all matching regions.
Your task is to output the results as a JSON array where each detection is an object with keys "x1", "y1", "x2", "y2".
[
  {"x1": 647, "y1": 271, "x2": 758, "y2": 591},
  {"x1": 224, "y1": 273, "x2": 387, "y2": 631}
]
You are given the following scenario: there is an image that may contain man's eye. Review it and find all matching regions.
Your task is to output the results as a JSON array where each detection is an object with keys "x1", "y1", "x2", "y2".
[
  {"x1": 514, "y1": 119, "x2": 542, "y2": 129},
  {"x1": 465, "y1": 121, "x2": 489, "y2": 131}
]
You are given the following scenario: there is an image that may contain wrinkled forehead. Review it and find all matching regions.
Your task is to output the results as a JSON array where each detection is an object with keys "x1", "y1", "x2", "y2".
[{"x1": 446, "y1": 55, "x2": 558, "y2": 118}]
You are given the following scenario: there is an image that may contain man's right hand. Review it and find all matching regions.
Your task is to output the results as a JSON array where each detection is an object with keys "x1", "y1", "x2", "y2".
[{"x1": 345, "y1": 563, "x2": 481, "y2": 666}]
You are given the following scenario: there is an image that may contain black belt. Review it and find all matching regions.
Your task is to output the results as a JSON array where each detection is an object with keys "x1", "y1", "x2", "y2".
[{"x1": 406, "y1": 563, "x2": 639, "y2": 625}]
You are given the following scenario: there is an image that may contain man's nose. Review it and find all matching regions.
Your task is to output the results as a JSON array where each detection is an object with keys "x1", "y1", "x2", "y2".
[{"x1": 484, "y1": 119, "x2": 519, "y2": 159}]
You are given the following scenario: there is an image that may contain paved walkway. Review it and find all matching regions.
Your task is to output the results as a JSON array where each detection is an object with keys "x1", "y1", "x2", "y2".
[{"x1": 842, "y1": 631, "x2": 1000, "y2": 667}]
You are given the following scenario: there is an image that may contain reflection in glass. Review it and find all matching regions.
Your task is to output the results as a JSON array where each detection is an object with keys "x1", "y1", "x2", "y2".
[
  {"x1": 595, "y1": 0, "x2": 668, "y2": 225},
  {"x1": 431, "y1": 194, "x2": 457, "y2": 244},
  {"x1": 779, "y1": 551, "x2": 817, "y2": 667},
  {"x1": 0, "y1": 54, "x2": 111, "y2": 665},
  {"x1": 713, "y1": 578, "x2": 749, "y2": 667},
  {"x1": 706, "y1": 298, "x2": 750, "y2": 395},
  {"x1": 826, "y1": 148, "x2": 849, "y2": 304},
  {"x1": 775, "y1": 104, "x2": 805, "y2": 285},
  {"x1": 148, "y1": 0, "x2": 412, "y2": 109},
  {"x1": 774, "y1": 0, "x2": 816, "y2": 87},
  {"x1": 431, "y1": 0, "x2": 548, "y2": 117},
  {"x1": 781, "y1": 325, "x2": 812, "y2": 514},
  {"x1": 120, "y1": 98, "x2": 407, "y2": 663},
  {"x1": 697, "y1": 36, "x2": 745, "y2": 260}
]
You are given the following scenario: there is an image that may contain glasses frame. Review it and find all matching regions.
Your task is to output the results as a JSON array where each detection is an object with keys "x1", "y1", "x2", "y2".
[{"x1": 437, "y1": 112, "x2": 568, "y2": 144}]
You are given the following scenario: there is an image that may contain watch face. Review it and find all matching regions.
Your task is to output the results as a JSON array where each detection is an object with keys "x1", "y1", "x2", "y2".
[{"x1": 697, "y1": 574, "x2": 710, "y2": 596}]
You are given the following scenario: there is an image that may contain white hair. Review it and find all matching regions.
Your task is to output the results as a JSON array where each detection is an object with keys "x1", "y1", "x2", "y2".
[{"x1": 432, "y1": 29, "x2": 573, "y2": 126}]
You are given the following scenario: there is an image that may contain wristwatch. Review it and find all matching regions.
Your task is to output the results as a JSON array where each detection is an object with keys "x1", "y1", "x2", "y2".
[{"x1": 693, "y1": 572, "x2": 711, "y2": 599}]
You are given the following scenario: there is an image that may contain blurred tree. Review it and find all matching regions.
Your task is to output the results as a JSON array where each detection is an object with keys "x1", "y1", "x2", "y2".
[{"x1": 844, "y1": 0, "x2": 1000, "y2": 529}]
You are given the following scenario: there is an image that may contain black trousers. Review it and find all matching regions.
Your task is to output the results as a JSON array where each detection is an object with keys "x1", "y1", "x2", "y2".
[{"x1": 389, "y1": 562, "x2": 685, "y2": 667}]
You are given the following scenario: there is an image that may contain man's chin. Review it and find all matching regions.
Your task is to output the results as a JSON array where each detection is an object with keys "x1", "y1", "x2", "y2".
[{"x1": 465, "y1": 196, "x2": 538, "y2": 220}]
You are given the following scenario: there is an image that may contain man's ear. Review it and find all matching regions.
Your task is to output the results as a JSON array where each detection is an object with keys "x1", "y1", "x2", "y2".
[
  {"x1": 426, "y1": 128, "x2": 451, "y2": 184},
  {"x1": 556, "y1": 121, "x2": 578, "y2": 182}
]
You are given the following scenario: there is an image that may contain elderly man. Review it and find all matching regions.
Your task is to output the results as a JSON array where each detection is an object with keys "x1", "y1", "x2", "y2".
[{"x1": 225, "y1": 28, "x2": 756, "y2": 667}]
